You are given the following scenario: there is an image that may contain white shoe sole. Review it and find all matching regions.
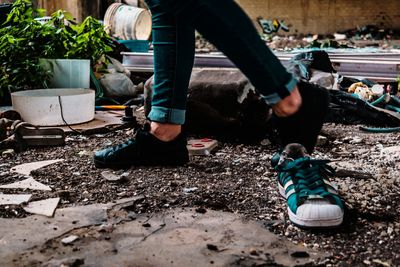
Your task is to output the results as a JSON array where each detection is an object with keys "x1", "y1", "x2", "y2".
[{"x1": 278, "y1": 183, "x2": 343, "y2": 228}]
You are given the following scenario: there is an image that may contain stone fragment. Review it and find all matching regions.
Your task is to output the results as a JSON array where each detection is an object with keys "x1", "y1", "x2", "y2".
[
  {"x1": 0, "y1": 194, "x2": 32, "y2": 205},
  {"x1": 61, "y1": 235, "x2": 79, "y2": 245},
  {"x1": 24, "y1": 197, "x2": 60, "y2": 217},
  {"x1": 0, "y1": 177, "x2": 52, "y2": 191},
  {"x1": 101, "y1": 171, "x2": 127, "y2": 182},
  {"x1": 11, "y1": 159, "x2": 64, "y2": 176}
]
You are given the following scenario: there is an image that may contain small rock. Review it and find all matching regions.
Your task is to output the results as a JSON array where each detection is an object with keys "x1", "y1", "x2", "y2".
[
  {"x1": 2, "y1": 149, "x2": 15, "y2": 157},
  {"x1": 260, "y1": 139, "x2": 271, "y2": 146},
  {"x1": 183, "y1": 187, "x2": 198, "y2": 194},
  {"x1": 101, "y1": 171, "x2": 126, "y2": 182},
  {"x1": 61, "y1": 235, "x2": 79, "y2": 245},
  {"x1": 317, "y1": 135, "x2": 328, "y2": 146}
]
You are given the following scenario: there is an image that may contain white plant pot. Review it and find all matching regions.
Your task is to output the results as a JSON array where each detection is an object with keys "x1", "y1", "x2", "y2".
[
  {"x1": 11, "y1": 89, "x2": 95, "y2": 126},
  {"x1": 40, "y1": 59, "x2": 91, "y2": 89}
]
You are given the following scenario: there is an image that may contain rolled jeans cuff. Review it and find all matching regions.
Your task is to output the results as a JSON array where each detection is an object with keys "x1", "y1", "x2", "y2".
[
  {"x1": 262, "y1": 75, "x2": 298, "y2": 106},
  {"x1": 148, "y1": 106, "x2": 186, "y2": 125}
]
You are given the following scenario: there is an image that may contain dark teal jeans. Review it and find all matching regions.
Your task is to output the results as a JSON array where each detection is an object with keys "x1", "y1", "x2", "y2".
[{"x1": 145, "y1": 0, "x2": 297, "y2": 125}]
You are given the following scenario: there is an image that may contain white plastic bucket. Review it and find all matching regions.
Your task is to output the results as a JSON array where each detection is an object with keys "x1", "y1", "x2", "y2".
[
  {"x1": 104, "y1": 3, "x2": 152, "y2": 40},
  {"x1": 11, "y1": 89, "x2": 95, "y2": 126}
]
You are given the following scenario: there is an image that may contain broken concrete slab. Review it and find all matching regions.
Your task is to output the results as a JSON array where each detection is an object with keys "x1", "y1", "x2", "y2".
[
  {"x1": 10, "y1": 159, "x2": 64, "y2": 176},
  {"x1": 0, "y1": 202, "x2": 111, "y2": 265},
  {"x1": 23, "y1": 197, "x2": 60, "y2": 217},
  {"x1": 0, "y1": 177, "x2": 52, "y2": 191},
  {"x1": 0, "y1": 194, "x2": 31, "y2": 205},
  {"x1": 1, "y1": 203, "x2": 325, "y2": 267}
]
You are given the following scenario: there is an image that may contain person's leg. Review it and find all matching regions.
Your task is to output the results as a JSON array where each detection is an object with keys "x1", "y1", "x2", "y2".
[
  {"x1": 182, "y1": 0, "x2": 342, "y2": 228},
  {"x1": 184, "y1": 0, "x2": 323, "y2": 152},
  {"x1": 93, "y1": 0, "x2": 195, "y2": 168},
  {"x1": 145, "y1": 0, "x2": 195, "y2": 133}
]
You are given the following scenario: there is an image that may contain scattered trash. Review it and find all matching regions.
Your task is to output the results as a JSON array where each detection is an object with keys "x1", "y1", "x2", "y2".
[
  {"x1": 187, "y1": 138, "x2": 218, "y2": 156},
  {"x1": 78, "y1": 150, "x2": 91, "y2": 157},
  {"x1": 183, "y1": 187, "x2": 198, "y2": 194},
  {"x1": 23, "y1": 197, "x2": 60, "y2": 217},
  {"x1": 101, "y1": 171, "x2": 127, "y2": 182},
  {"x1": 2, "y1": 149, "x2": 14, "y2": 156},
  {"x1": 61, "y1": 235, "x2": 79, "y2": 245},
  {"x1": 10, "y1": 159, "x2": 64, "y2": 176},
  {"x1": 348, "y1": 82, "x2": 373, "y2": 101},
  {"x1": 0, "y1": 177, "x2": 52, "y2": 191},
  {"x1": 380, "y1": 146, "x2": 400, "y2": 159},
  {"x1": 0, "y1": 194, "x2": 31, "y2": 205}
]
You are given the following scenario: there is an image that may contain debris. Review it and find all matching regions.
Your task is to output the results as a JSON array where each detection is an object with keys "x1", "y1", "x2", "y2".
[
  {"x1": 316, "y1": 135, "x2": 328, "y2": 146},
  {"x1": 61, "y1": 235, "x2": 79, "y2": 245},
  {"x1": 0, "y1": 194, "x2": 31, "y2": 205},
  {"x1": 372, "y1": 259, "x2": 391, "y2": 267},
  {"x1": 0, "y1": 177, "x2": 52, "y2": 191},
  {"x1": 2, "y1": 149, "x2": 14, "y2": 156},
  {"x1": 101, "y1": 171, "x2": 127, "y2": 182},
  {"x1": 187, "y1": 139, "x2": 218, "y2": 156},
  {"x1": 380, "y1": 146, "x2": 400, "y2": 158},
  {"x1": 78, "y1": 150, "x2": 91, "y2": 157},
  {"x1": 23, "y1": 197, "x2": 60, "y2": 217},
  {"x1": 10, "y1": 159, "x2": 64, "y2": 176},
  {"x1": 183, "y1": 187, "x2": 198, "y2": 194}
]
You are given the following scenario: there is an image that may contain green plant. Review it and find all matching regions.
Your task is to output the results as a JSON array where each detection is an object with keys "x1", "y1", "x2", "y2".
[{"x1": 0, "y1": 0, "x2": 114, "y2": 100}]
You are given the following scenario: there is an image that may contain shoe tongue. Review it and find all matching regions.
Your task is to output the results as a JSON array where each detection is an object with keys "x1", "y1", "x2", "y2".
[
  {"x1": 277, "y1": 143, "x2": 309, "y2": 167},
  {"x1": 282, "y1": 143, "x2": 308, "y2": 160}
]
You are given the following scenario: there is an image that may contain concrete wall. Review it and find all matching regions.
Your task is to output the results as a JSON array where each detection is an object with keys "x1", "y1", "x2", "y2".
[{"x1": 236, "y1": 0, "x2": 400, "y2": 35}]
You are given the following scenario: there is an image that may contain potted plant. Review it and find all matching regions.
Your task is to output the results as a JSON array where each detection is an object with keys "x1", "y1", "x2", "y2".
[{"x1": 0, "y1": 0, "x2": 115, "y2": 104}]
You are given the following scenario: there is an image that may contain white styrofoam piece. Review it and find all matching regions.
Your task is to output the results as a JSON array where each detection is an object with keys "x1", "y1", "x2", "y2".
[
  {"x1": 24, "y1": 198, "x2": 60, "y2": 217},
  {"x1": 10, "y1": 159, "x2": 64, "y2": 176},
  {"x1": 0, "y1": 177, "x2": 52, "y2": 191},
  {"x1": 0, "y1": 194, "x2": 32, "y2": 205}
]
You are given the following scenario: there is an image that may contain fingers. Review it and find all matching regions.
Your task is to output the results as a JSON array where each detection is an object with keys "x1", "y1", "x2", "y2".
[{"x1": 272, "y1": 86, "x2": 302, "y2": 117}]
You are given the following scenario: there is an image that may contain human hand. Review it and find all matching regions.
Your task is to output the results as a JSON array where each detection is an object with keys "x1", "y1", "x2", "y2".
[{"x1": 272, "y1": 86, "x2": 302, "y2": 117}]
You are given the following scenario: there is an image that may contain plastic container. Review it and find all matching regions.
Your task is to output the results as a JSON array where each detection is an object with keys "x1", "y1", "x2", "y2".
[
  {"x1": 104, "y1": 3, "x2": 152, "y2": 40},
  {"x1": 39, "y1": 59, "x2": 91, "y2": 89},
  {"x1": 11, "y1": 89, "x2": 95, "y2": 126},
  {"x1": 118, "y1": 40, "x2": 150, "y2": 52}
]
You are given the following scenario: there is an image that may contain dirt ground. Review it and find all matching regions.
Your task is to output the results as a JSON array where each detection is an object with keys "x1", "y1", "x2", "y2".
[{"x1": 0, "y1": 119, "x2": 399, "y2": 266}]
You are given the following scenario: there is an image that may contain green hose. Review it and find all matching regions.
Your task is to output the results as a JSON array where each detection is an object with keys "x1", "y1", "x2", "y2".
[{"x1": 359, "y1": 126, "x2": 400, "y2": 133}]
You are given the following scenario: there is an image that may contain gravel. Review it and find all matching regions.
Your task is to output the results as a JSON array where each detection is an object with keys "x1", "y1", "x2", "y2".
[{"x1": 0, "y1": 122, "x2": 399, "y2": 266}]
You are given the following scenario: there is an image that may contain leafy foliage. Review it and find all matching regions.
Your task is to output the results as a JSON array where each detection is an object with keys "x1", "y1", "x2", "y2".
[{"x1": 0, "y1": 0, "x2": 114, "y2": 99}]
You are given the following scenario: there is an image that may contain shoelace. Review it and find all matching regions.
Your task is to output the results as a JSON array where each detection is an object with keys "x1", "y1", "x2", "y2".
[{"x1": 278, "y1": 157, "x2": 336, "y2": 204}]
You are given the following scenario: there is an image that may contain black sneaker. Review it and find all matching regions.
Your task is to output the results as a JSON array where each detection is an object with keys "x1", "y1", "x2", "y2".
[{"x1": 93, "y1": 125, "x2": 189, "y2": 169}]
